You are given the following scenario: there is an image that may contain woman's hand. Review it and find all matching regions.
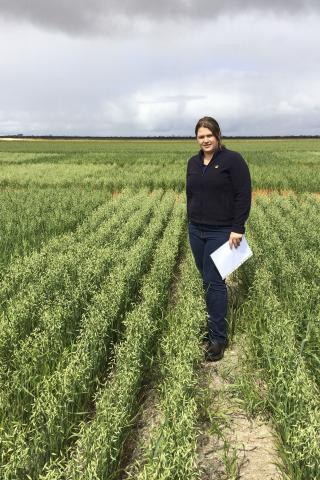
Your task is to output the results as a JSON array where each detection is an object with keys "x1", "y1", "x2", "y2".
[{"x1": 229, "y1": 232, "x2": 243, "y2": 249}]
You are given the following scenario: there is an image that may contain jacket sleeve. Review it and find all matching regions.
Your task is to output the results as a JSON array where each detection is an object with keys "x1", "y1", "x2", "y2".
[
  {"x1": 230, "y1": 154, "x2": 252, "y2": 234},
  {"x1": 186, "y1": 159, "x2": 192, "y2": 221}
]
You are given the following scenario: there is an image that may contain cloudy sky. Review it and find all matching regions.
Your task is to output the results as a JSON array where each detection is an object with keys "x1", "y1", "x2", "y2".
[{"x1": 0, "y1": 1, "x2": 319, "y2": 136}]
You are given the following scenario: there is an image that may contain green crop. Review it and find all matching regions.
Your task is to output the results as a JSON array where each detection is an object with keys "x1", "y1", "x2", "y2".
[{"x1": 0, "y1": 139, "x2": 319, "y2": 479}]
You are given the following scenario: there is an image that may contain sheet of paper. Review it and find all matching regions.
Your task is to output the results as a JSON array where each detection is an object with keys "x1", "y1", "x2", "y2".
[{"x1": 210, "y1": 235, "x2": 253, "y2": 280}]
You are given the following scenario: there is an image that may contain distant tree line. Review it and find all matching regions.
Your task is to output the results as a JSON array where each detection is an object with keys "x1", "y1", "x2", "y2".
[{"x1": 1, "y1": 134, "x2": 320, "y2": 140}]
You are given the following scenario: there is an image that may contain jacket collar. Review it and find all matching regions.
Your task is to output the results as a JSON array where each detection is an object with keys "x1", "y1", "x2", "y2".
[{"x1": 196, "y1": 147, "x2": 222, "y2": 165}]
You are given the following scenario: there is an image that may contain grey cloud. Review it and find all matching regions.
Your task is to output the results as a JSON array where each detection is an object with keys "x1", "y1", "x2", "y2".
[
  {"x1": 1, "y1": 9, "x2": 319, "y2": 136},
  {"x1": 137, "y1": 95, "x2": 207, "y2": 104},
  {"x1": 2, "y1": 68, "x2": 320, "y2": 136},
  {"x1": 0, "y1": 0, "x2": 320, "y2": 35}
]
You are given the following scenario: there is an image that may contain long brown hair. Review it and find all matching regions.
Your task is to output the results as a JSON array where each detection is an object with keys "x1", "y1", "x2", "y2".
[{"x1": 195, "y1": 116, "x2": 225, "y2": 150}]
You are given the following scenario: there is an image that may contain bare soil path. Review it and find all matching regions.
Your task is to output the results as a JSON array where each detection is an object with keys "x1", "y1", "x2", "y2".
[{"x1": 197, "y1": 343, "x2": 282, "y2": 480}]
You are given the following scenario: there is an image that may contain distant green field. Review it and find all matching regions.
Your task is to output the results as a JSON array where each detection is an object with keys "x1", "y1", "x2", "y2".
[
  {"x1": 1, "y1": 137, "x2": 320, "y2": 153},
  {"x1": 0, "y1": 138, "x2": 320, "y2": 192},
  {"x1": 0, "y1": 139, "x2": 319, "y2": 479}
]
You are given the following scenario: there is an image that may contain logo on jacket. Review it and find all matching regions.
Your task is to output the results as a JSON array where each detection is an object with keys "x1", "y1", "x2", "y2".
[{"x1": 214, "y1": 165, "x2": 219, "y2": 168}]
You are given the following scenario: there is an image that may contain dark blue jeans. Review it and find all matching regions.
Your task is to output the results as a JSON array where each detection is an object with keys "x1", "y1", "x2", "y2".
[{"x1": 188, "y1": 222, "x2": 232, "y2": 344}]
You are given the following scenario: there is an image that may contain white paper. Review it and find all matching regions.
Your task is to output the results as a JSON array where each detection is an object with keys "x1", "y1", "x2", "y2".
[{"x1": 210, "y1": 235, "x2": 253, "y2": 280}]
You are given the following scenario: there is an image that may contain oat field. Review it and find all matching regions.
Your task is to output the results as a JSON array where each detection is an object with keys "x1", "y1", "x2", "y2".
[{"x1": 0, "y1": 138, "x2": 319, "y2": 479}]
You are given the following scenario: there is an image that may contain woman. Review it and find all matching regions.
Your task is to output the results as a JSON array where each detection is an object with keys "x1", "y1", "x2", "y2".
[{"x1": 186, "y1": 116, "x2": 251, "y2": 361}]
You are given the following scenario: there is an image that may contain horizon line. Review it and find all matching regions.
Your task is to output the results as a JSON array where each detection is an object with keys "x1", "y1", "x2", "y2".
[{"x1": 1, "y1": 134, "x2": 320, "y2": 140}]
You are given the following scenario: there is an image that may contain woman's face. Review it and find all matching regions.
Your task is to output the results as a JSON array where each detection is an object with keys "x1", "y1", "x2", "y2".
[{"x1": 196, "y1": 126, "x2": 218, "y2": 155}]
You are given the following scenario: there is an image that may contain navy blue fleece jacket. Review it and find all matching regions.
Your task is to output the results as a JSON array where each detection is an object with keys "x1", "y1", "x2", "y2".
[{"x1": 186, "y1": 147, "x2": 252, "y2": 234}]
